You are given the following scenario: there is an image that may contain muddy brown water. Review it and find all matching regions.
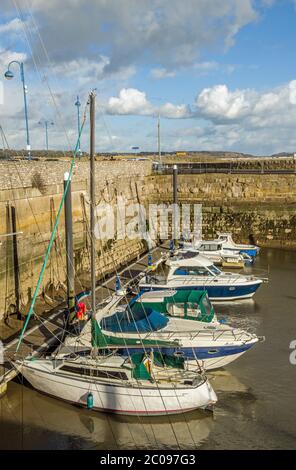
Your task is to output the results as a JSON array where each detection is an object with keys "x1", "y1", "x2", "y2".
[{"x1": 0, "y1": 248, "x2": 295, "y2": 450}]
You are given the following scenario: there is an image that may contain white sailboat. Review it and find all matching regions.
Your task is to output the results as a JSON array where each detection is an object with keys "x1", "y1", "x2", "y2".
[{"x1": 17, "y1": 352, "x2": 217, "y2": 416}]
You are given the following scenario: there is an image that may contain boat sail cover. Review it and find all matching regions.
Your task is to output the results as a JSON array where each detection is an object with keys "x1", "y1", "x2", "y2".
[
  {"x1": 100, "y1": 307, "x2": 169, "y2": 333},
  {"x1": 134, "y1": 290, "x2": 215, "y2": 323}
]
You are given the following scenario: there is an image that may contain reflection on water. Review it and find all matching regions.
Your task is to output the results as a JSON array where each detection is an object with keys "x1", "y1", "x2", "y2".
[
  {"x1": 1, "y1": 248, "x2": 296, "y2": 449},
  {"x1": 0, "y1": 382, "x2": 214, "y2": 449}
]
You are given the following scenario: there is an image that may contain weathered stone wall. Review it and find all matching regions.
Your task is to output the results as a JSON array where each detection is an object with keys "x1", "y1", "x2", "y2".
[
  {"x1": 143, "y1": 174, "x2": 296, "y2": 249},
  {"x1": 0, "y1": 160, "x2": 152, "y2": 322},
  {"x1": 0, "y1": 159, "x2": 152, "y2": 190},
  {"x1": 0, "y1": 162, "x2": 295, "y2": 323}
]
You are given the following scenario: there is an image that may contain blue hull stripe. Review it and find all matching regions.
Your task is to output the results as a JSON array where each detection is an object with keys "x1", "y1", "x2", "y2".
[
  {"x1": 225, "y1": 247, "x2": 259, "y2": 257},
  {"x1": 140, "y1": 282, "x2": 261, "y2": 299},
  {"x1": 117, "y1": 343, "x2": 255, "y2": 360}
]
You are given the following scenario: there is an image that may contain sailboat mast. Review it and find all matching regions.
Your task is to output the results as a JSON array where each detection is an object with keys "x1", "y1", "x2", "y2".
[
  {"x1": 157, "y1": 113, "x2": 162, "y2": 166},
  {"x1": 89, "y1": 91, "x2": 96, "y2": 320}
]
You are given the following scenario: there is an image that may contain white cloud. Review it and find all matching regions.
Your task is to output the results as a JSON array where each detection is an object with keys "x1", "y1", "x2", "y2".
[
  {"x1": 195, "y1": 84, "x2": 252, "y2": 121},
  {"x1": 150, "y1": 68, "x2": 176, "y2": 79},
  {"x1": 172, "y1": 79, "x2": 296, "y2": 154},
  {"x1": 51, "y1": 56, "x2": 136, "y2": 85},
  {"x1": 159, "y1": 102, "x2": 191, "y2": 119},
  {"x1": 106, "y1": 88, "x2": 191, "y2": 118},
  {"x1": 0, "y1": 18, "x2": 24, "y2": 34},
  {"x1": 107, "y1": 88, "x2": 154, "y2": 116},
  {"x1": 193, "y1": 61, "x2": 219, "y2": 73},
  {"x1": 0, "y1": 48, "x2": 27, "y2": 73},
  {"x1": 0, "y1": 1, "x2": 258, "y2": 73}
]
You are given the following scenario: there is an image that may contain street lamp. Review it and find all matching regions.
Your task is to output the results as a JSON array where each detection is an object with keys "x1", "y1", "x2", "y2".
[
  {"x1": 4, "y1": 61, "x2": 31, "y2": 159},
  {"x1": 75, "y1": 95, "x2": 82, "y2": 156},
  {"x1": 39, "y1": 120, "x2": 54, "y2": 151}
]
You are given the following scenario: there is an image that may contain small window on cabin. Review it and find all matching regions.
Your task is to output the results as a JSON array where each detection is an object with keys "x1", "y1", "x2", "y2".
[
  {"x1": 192, "y1": 267, "x2": 209, "y2": 276},
  {"x1": 60, "y1": 365, "x2": 128, "y2": 380},
  {"x1": 167, "y1": 303, "x2": 185, "y2": 317},
  {"x1": 174, "y1": 268, "x2": 188, "y2": 275},
  {"x1": 209, "y1": 265, "x2": 221, "y2": 275},
  {"x1": 174, "y1": 267, "x2": 209, "y2": 276},
  {"x1": 201, "y1": 295, "x2": 212, "y2": 316},
  {"x1": 186, "y1": 303, "x2": 201, "y2": 318}
]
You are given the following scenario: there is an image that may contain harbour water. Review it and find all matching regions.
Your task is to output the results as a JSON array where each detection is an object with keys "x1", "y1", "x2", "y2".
[{"x1": 0, "y1": 248, "x2": 296, "y2": 450}]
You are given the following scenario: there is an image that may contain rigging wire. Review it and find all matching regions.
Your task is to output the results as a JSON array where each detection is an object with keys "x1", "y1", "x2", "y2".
[{"x1": 16, "y1": 100, "x2": 88, "y2": 352}]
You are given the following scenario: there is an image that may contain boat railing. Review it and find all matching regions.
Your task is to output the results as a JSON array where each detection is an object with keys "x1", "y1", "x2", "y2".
[{"x1": 138, "y1": 327, "x2": 255, "y2": 343}]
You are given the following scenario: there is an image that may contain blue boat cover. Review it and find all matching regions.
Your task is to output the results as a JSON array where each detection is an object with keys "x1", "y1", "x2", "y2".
[{"x1": 100, "y1": 306, "x2": 169, "y2": 333}]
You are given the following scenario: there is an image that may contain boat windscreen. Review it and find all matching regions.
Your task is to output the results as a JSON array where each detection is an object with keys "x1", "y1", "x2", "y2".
[
  {"x1": 100, "y1": 305, "x2": 168, "y2": 333},
  {"x1": 208, "y1": 264, "x2": 221, "y2": 275},
  {"x1": 201, "y1": 295, "x2": 213, "y2": 316}
]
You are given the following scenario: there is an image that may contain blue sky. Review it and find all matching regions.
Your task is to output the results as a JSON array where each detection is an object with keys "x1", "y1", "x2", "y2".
[{"x1": 1, "y1": 0, "x2": 296, "y2": 154}]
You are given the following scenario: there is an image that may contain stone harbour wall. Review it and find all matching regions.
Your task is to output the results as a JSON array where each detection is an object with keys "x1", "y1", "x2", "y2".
[
  {"x1": 0, "y1": 161, "x2": 295, "y2": 323},
  {"x1": 143, "y1": 174, "x2": 296, "y2": 249},
  {"x1": 0, "y1": 160, "x2": 151, "y2": 323}
]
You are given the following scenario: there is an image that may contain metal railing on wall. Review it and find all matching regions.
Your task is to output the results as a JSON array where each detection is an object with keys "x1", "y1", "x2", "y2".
[{"x1": 152, "y1": 163, "x2": 296, "y2": 175}]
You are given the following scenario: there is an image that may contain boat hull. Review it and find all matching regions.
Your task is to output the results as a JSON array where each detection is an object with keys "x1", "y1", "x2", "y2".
[
  {"x1": 19, "y1": 362, "x2": 217, "y2": 416},
  {"x1": 223, "y1": 247, "x2": 259, "y2": 258},
  {"x1": 139, "y1": 280, "x2": 262, "y2": 301},
  {"x1": 115, "y1": 341, "x2": 256, "y2": 371}
]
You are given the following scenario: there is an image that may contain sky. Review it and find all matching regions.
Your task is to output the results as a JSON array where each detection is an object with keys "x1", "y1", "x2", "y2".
[{"x1": 1, "y1": 0, "x2": 296, "y2": 154}]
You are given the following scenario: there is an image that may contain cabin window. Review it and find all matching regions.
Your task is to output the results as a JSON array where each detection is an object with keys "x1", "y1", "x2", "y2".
[
  {"x1": 186, "y1": 303, "x2": 201, "y2": 318},
  {"x1": 60, "y1": 365, "x2": 129, "y2": 380},
  {"x1": 173, "y1": 267, "x2": 210, "y2": 276},
  {"x1": 201, "y1": 296, "x2": 212, "y2": 316},
  {"x1": 208, "y1": 265, "x2": 221, "y2": 275},
  {"x1": 167, "y1": 303, "x2": 185, "y2": 317}
]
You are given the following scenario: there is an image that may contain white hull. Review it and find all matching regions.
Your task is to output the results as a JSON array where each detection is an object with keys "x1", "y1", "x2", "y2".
[
  {"x1": 188, "y1": 351, "x2": 247, "y2": 371},
  {"x1": 19, "y1": 361, "x2": 217, "y2": 416}
]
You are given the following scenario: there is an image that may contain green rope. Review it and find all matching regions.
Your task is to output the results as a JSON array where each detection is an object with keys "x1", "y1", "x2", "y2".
[{"x1": 16, "y1": 119, "x2": 87, "y2": 353}]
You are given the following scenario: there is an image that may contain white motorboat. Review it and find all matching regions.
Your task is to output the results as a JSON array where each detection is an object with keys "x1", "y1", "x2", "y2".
[
  {"x1": 61, "y1": 289, "x2": 263, "y2": 371},
  {"x1": 139, "y1": 252, "x2": 263, "y2": 301},
  {"x1": 181, "y1": 242, "x2": 252, "y2": 268},
  {"x1": 215, "y1": 232, "x2": 260, "y2": 258}
]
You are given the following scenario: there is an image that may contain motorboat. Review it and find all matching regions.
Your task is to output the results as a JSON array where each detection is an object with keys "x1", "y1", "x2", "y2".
[
  {"x1": 60, "y1": 290, "x2": 263, "y2": 371},
  {"x1": 181, "y1": 241, "x2": 253, "y2": 268},
  {"x1": 138, "y1": 252, "x2": 263, "y2": 301},
  {"x1": 215, "y1": 232, "x2": 260, "y2": 258}
]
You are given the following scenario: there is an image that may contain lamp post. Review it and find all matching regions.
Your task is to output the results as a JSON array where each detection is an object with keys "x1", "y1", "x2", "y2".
[
  {"x1": 4, "y1": 61, "x2": 31, "y2": 159},
  {"x1": 75, "y1": 95, "x2": 82, "y2": 156},
  {"x1": 39, "y1": 120, "x2": 54, "y2": 151}
]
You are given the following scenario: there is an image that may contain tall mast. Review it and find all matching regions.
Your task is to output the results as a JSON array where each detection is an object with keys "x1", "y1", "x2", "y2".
[
  {"x1": 158, "y1": 113, "x2": 162, "y2": 167},
  {"x1": 64, "y1": 171, "x2": 75, "y2": 323},
  {"x1": 89, "y1": 91, "x2": 96, "y2": 321}
]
